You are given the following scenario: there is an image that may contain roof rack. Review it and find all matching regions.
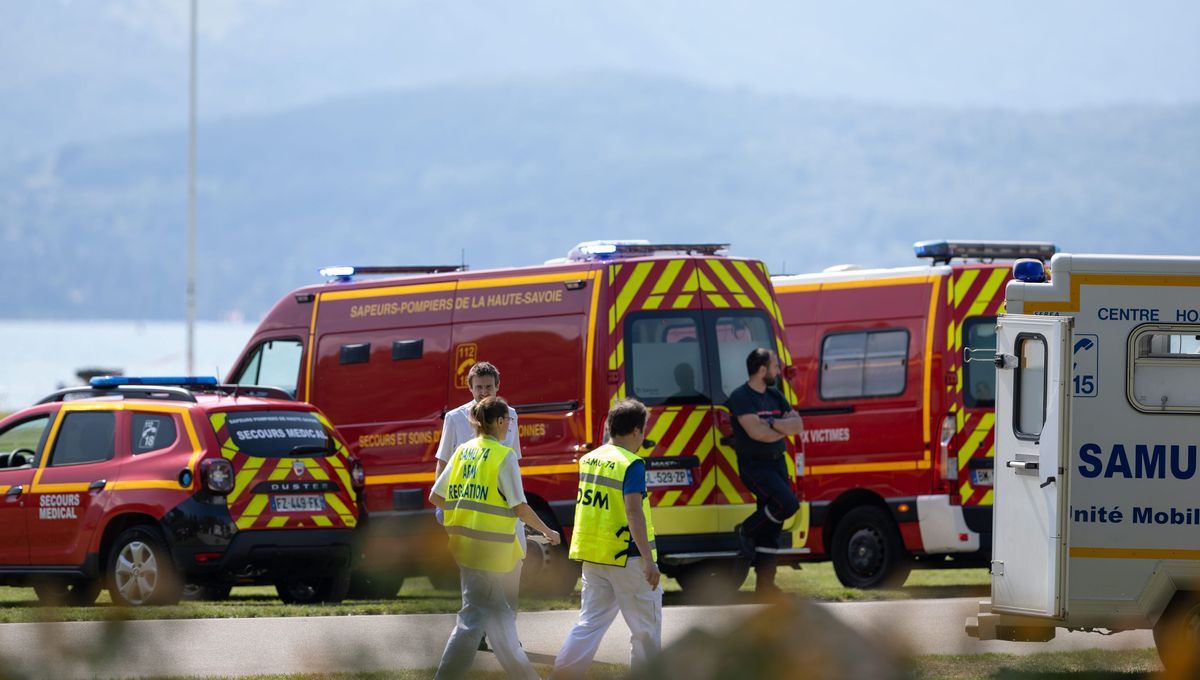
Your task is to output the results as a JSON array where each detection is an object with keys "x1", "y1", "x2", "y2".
[
  {"x1": 319, "y1": 265, "x2": 466, "y2": 283},
  {"x1": 913, "y1": 239, "x2": 1058, "y2": 265},
  {"x1": 35, "y1": 377, "x2": 295, "y2": 405},
  {"x1": 562, "y1": 240, "x2": 730, "y2": 262}
]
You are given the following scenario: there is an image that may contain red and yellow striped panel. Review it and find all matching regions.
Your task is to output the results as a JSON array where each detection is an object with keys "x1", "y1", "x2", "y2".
[
  {"x1": 209, "y1": 413, "x2": 358, "y2": 530},
  {"x1": 947, "y1": 265, "x2": 1009, "y2": 507},
  {"x1": 605, "y1": 257, "x2": 799, "y2": 508}
]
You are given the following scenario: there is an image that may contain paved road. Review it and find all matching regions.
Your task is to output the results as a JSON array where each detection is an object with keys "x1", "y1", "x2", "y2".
[{"x1": 0, "y1": 598, "x2": 1154, "y2": 679}]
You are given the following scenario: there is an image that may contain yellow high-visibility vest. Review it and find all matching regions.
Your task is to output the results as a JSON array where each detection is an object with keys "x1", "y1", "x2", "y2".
[
  {"x1": 442, "y1": 436, "x2": 522, "y2": 573},
  {"x1": 569, "y1": 443, "x2": 657, "y2": 566}
]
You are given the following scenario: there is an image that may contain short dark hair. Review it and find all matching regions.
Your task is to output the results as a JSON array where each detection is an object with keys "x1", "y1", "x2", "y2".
[
  {"x1": 746, "y1": 347, "x2": 773, "y2": 376},
  {"x1": 468, "y1": 396, "x2": 509, "y2": 436},
  {"x1": 607, "y1": 399, "x2": 648, "y2": 437},
  {"x1": 468, "y1": 361, "x2": 500, "y2": 386}
]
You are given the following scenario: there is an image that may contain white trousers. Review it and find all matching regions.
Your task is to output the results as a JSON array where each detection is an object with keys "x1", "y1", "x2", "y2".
[
  {"x1": 435, "y1": 564, "x2": 537, "y2": 680},
  {"x1": 551, "y1": 558, "x2": 663, "y2": 679}
]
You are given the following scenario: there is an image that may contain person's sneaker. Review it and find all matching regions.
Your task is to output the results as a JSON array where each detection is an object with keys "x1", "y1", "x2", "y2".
[
  {"x1": 734, "y1": 523, "x2": 756, "y2": 560},
  {"x1": 478, "y1": 635, "x2": 490, "y2": 652}
]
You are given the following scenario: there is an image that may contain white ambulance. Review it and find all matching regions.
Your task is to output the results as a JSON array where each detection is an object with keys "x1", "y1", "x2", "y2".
[{"x1": 966, "y1": 253, "x2": 1200, "y2": 674}]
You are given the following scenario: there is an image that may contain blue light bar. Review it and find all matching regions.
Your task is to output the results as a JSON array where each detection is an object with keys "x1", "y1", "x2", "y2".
[
  {"x1": 913, "y1": 239, "x2": 1057, "y2": 263},
  {"x1": 90, "y1": 376, "x2": 219, "y2": 388},
  {"x1": 1012, "y1": 259, "x2": 1048, "y2": 283},
  {"x1": 319, "y1": 265, "x2": 356, "y2": 283}
]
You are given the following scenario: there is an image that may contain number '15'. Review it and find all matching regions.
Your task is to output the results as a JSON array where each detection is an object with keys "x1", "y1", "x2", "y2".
[{"x1": 1073, "y1": 375, "x2": 1095, "y2": 395}]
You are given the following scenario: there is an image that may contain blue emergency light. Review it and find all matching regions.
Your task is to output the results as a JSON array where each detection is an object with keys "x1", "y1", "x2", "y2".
[
  {"x1": 914, "y1": 239, "x2": 1057, "y2": 264},
  {"x1": 90, "y1": 376, "x2": 219, "y2": 388},
  {"x1": 1012, "y1": 258, "x2": 1048, "y2": 283},
  {"x1": 319, "y1": 266, "x2": 356, "y2": 283}
]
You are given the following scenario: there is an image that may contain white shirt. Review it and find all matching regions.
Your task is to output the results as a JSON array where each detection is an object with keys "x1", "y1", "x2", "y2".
[{"x1": 435, "y1": 401, "x2": 521, "y2": 462}]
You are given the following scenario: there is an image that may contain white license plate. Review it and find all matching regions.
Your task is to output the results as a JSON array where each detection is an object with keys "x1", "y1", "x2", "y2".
[
  {"x1": 646, "y1": 468, "x2": 692, "y2": 488},
  {"x1": 270, "y1": 495, "x2": 326, "y2": 512},
  {"x1": 971, "y1": 469, "x2": 994, "y2": 486}
]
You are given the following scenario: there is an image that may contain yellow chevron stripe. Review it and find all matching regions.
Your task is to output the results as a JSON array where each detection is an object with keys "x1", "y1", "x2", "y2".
[
  {"x1": 326, "y1": 493, "x2": 352, "y2": 518},
  {"x1": 959, "y1": 479, "x2": 974, "y2": 505},
  {"x1": 954, "y1": 269, "x2": 980, "y2": 308},
  {"x1": 733, "y1": 294, "x2": 754, "y2": 308},
  {"x1": 646, "y1": 408, "x2": 678, "y2": 446},
  {"x1": 716, "y1": 469, "x2": 743, "y2": 505},
  {"x1": 957, "y1": 412, "x2": 995, "y2": 470},
  {"x1": 969, "y1": 268, "x2": 1008, "y2": 316},
  {"x1": 707, "y1": 293, "x2": 730, "y2": 308},
  {"x1": 947, "y1": 317, "x2": 957, "y2": 353},
  {"x1": 228, "y1": 457, "x2": 267, "y2": 504},
  {"x1": 705, "y1": 260, "x2": 745, "y2": 293},
  {"x1": 658, "y1": 489, "x2": 682, "y2": 507},
  {"x1": 268, "y1": 516, "x2": 288, "y2": 528},
  {"x1": 615, "y1": 262, "x2": 655, "y2": 321},
  {"x1": 312, "y1": 515, "x2": 334, "y2": 527},
  {"x1": 731, "y1": 260, "x2": 781, "y2": 325},
  {"x1": 643, "y1": 295, "x2": 664, "y2": 309},
  {"x1": 268, "y1": 459, "x2": 292, "y2": 481},
  {"x1": 244, "y1": 494, "x2": 268, "y2": 518},
  {"x1": 687, "y1": 467, "x2": 716, "y2": 505},
  {"x1": 652, "y1": 260, "x2": 685, "y2": 295},
  {"x1": 672, "y1": 294, "x2": 694, "y2": 309},
  {"x1": 236, "y1": 516, "x2": 257, "y2": 530},
  {"x1": 665, "y1": 410, "x2": 709, "y2": 456}
]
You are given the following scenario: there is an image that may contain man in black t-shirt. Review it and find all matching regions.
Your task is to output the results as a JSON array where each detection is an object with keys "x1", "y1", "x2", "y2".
[{"x1": 727, "y1": 348, "x2": 803, "y2": 595}]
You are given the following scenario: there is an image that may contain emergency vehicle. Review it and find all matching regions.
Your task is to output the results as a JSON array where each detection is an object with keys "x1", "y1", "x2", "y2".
[
  {"x1": 0, "y1": 376, "x2": 362, "y2": 606},
  {"x1": 967, "y1": 253, "x2": 1200, "y2": 674},
  {"x1": 772, "y1": 240, "x2": 1057, "y2": 588},
  {"x1": 228, "y1": 241, "x2": 809, "y2": 597}
]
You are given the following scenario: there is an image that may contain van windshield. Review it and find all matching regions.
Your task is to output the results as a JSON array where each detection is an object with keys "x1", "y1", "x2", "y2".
[{"x1": 217, "y1": 410, "x2": 334, "y2": 458}]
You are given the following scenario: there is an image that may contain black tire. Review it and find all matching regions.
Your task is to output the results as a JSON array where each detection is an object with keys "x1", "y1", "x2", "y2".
[
  {"x1": 106, "y1": 526, "x2": 183, "y2": 606},
  {"x1": 519, "y1": 507, "x2": 579, "y2": 598},
  {"x1": 275, "y1": 568, "x2": 351, "y2": 604},
  {"x1": 427, "y1": 560, "x2": 462, "y2": 591},
  {"x1": 348, "y1": 571, "x2": 405, "y2": 600},
  {"x1": 1153, "y1": 592, "x2": 1200, "y2": 676},
  {"x1": 33, "y1": 577, "x2": 102, "y2": 607},
  {"x1": 830, "y1": 506, "x2": 911, "y2": 589},
  {"x1": 182, "y1": 582, "x2": 234, "y2": 601},
  {"x1": 676, "y1": 560, "x2": 750, "y2": 604}
]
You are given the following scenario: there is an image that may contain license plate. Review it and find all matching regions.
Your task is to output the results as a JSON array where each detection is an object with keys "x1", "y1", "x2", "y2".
[
  {"x1": 646, "y1": 468, "x2": 692, "y2": 488},
  {"x1": 270, "y1": 495, "x2": 326, "y2": 512},
  {"x1": 971, "y1": 469, "x2": 994, "y2": 486}
]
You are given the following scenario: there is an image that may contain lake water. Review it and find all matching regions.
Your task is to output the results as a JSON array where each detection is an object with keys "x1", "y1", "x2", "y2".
[{"x1": 0, "y1": 320, "x2": 259, "y2": 411}]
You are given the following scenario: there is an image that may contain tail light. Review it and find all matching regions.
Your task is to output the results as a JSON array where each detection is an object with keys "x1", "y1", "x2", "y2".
[
  {"x1": 201, "y1": 459, "x2": 235, "y2": 494},
  {"x1": 350, "y1": 459, "x2": 365, "y2": 489},
  {"x1": 714, "y1": 409, "x2": 734, "y2": 438},
  {"x1": 938, "y1": 414, "x2": 958, "y2": 483}
]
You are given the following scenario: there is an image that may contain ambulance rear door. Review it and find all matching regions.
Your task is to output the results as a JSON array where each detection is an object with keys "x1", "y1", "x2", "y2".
[{"x1": 991, "y1": 313, "x2": 1072, "y2": 618}]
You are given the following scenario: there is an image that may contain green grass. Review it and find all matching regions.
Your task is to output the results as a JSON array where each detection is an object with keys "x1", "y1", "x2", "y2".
[
  {"x1": 0, "y1": 562, "x2": 988, "y2": 623},
  {"x1": 910, "y1": 648, "x2": 1163, "y2": 679}
]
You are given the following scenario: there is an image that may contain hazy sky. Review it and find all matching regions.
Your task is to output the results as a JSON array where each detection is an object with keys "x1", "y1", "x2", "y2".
[{"x1": 4, "y1": 0, "x2": 1199, "y2": 150}]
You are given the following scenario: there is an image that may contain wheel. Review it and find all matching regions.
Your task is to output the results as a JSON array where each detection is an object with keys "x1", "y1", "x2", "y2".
[
  {"x1": 107, "y1": 526, "x2": 183, "y2": 606},
  {"x1": 676, "y1": 559, "x2": 750, "y2": 604},
  {"x1": 830, "y1": 506, "x2": 911, "y2": 589},
  {"x1": 1153, "y1": 592, "x2": 1200, "y2": 676},
  {"x1": 275, "y1": 568, "x2": 351, "y2": 604},
  {"x1": 348, "y1": 571, "x2": 404, "y2": 599},
  {"x1": 182, "y1": 582, "x2": 233, "y2": 601},
  {"x1": 33, "y1": 577, "x2": 102, "y2": 607},
  {"x1": 519, "y1": 508, "x2": 579, "y2": 598}
]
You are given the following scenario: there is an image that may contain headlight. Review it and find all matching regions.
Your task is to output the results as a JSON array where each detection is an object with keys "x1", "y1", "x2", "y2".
[{"x1": 201, "y1": 458, "x2": 235, "y2": 494}]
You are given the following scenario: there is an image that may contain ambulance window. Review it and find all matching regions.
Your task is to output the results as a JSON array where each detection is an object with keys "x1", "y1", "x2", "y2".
[
  {"x1": 625, "y1": 314, "x2": 708, "y2": 406},
  {"x1": 0, "y1": 415, "x2": 50, "y2": 468},
  {"x1": 235, "y1": 339, "x2": 303, "y2": 398},
  {"x1": 712, "y1": 314, "x2": 773, "y2": 400},
  {"x1": 1129, "y1": 325, "x2": 1200, "y2": 413},
  {"x1": 963, "y1": 317, "x2": 997, "y2": 408},
  {"x1": 820, "y1": 330, "x2": 908, "y2": 400},
  {"x1": 1014, "y1": 336, "x2": 1047, "y2": 439},
  {"x1": 131, "y1": 413, "x2": 179, "y2": 455},
  {"x1": 50, "y1": 412, "x2": 116, "y2": 466}
]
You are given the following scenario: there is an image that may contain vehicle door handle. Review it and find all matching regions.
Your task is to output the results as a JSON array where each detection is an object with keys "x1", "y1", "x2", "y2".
[
  {"x1": 1006, "y1": 461, "x2": 1039, "y2": 471},
  {"x1": 5, "y1": 485, "x2": 22, "y2": 497},
  {"x1": 89, "y1": 479, "x2": 107, "y2": 492},
  {"x1": 1040, "y1": 476, "x2": 1056, "y2": 489}
]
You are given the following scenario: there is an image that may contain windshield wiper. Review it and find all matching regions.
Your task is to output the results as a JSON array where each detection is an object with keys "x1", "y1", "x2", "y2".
[{"x1": 288, "y1": 444, "x2": 332, "y2": 457}]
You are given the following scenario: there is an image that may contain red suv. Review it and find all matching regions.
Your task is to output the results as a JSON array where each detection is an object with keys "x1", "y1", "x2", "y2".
[{"x1": 0, "y1": 377, "x2": 363, "y2": 606}]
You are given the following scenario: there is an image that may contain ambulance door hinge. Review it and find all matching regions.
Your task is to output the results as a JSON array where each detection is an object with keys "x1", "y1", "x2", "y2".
[{"x1": 990, "y1": 560, "x2": 1004, "y2": 576}]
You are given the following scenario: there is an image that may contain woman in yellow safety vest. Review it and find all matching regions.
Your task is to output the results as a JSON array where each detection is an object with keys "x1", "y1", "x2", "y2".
[{"x1": 429, "y1": 395, "x2": 561, "y2": 680}]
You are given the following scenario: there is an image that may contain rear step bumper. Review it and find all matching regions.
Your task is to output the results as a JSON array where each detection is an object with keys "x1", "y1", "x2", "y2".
[
  {"x1": 178, "y1": 528, "x2": 355, "y2": 580},
  {"x1": 966, "y1": 599, "x2": 1057, "y2": 642},
  {"x1": 661, "y1": 547, "x2": 811, "y2": 566}
]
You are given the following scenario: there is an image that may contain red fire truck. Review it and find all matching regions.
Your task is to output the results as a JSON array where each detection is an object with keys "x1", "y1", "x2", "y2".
[
  {"x1": 771, "y1": 240, "x2": 1056, "y2": 588},
  {"x1": 227, "y1": 241, "x2": 809, "y2": 597}
]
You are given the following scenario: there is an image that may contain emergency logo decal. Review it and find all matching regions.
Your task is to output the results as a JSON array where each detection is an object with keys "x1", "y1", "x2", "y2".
[{"x1": 453, "y1": 343, "x2": 478, "y2": 390}]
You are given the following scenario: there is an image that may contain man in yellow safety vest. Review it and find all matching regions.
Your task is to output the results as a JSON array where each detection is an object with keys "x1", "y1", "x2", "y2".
[{"x1": 550, "y1": 399, "x2": 660, "y2": 678}]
